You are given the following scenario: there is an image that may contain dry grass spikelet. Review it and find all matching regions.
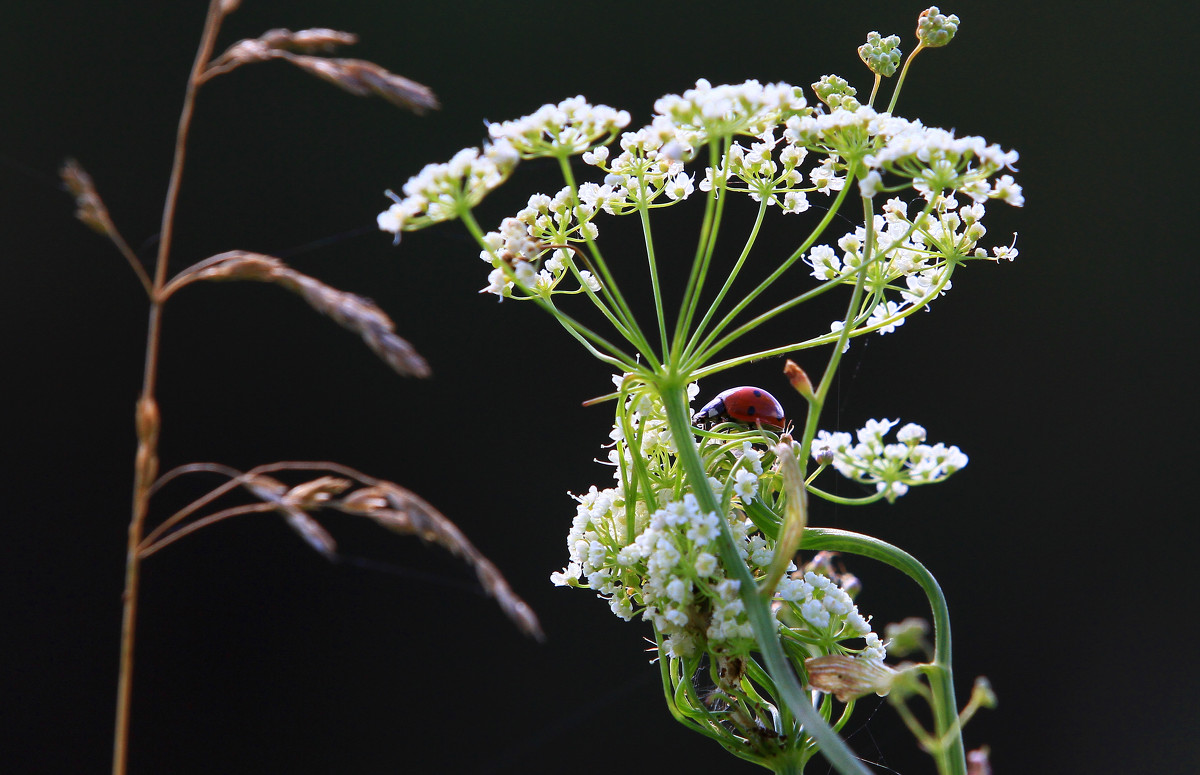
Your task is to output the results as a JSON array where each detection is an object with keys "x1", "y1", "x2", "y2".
[
  {"x1": 203, "y1": 28, "x2": 439, "y2": 114},
  {"x1": 178, "y1": 251, "x2": 431, "y2": 378}
]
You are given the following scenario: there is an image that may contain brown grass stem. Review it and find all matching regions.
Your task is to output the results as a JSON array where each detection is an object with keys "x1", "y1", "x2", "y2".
[
  {"x1": 139, "y1": 503, "x2": 278, "y2": 557},
  {"x1": 113, "y1": 3, "x2": 228, "y2": 774}
]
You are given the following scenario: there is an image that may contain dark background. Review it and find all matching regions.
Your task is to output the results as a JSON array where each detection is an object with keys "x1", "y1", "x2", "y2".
[{"x1": 4, "y1": 1, "x2": 1196, "y2": 773}]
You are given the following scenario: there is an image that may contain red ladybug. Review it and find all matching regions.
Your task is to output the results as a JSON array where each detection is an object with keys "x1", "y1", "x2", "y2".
[{"x1": 692, "y1": 386, "x2": 786, "y2": 429}]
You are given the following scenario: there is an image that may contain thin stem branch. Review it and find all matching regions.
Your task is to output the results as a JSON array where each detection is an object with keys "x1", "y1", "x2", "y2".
[
  {"x1": 684, "y1": 179, "x2": 855, "y2": 373},
  {"x1": 139, "y1": 503, "x2": 277, "y2": 557},
  {"x1": 803, "y1": 527, "x2": 966, "y2": 775},
  {"x1": 671, "y1": 137, "x2": 729, "y2": 362},
  {"x1": 107, "y1": 223, "x2": 155, "y2": 298},
  {"x1": 682, "y1": 196, "x2": 769, "y2": 364},
  {"x1": 113, "y1": 3, "x2": 228, "y2": 774}
]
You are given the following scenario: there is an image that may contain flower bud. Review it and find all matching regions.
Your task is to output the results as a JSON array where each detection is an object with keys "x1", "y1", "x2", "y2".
[
  {"x1": 810, "y1": 75, "x2": 859, "y2": 111},
  {"x1": 858, "y1": 31, "x2": 902, "y2": 77},
  {"x1": 917, "y1": 7, "x2": 960, "y2": 48},
  {"x1": 783, "y1": 359, "x2": 815, "y2": 401},
  {"x1": 883, "y1": 617, "x2": 930, "y2": 657}
]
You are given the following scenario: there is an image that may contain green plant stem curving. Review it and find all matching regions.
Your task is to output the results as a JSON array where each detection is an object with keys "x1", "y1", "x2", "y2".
[{"x1": 803, "y1": 527, "x2": 967, "y2": 775}]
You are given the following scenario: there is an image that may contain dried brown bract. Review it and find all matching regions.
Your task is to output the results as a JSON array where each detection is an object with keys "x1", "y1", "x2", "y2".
[
  {"x1": 203, "y1": 28, "x2": 439, "y2": 115},
  {"x1": 170, "y1": 251, "x2": 430, "y2": 378},
  {"x1": 804, "y1": 654, "x2": 898, "y2": 702}
]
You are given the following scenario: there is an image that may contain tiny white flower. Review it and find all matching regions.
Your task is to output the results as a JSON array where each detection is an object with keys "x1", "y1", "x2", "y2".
[
  {"x1": 733, "y1": 468, "x2": 759, "y2": 502},
  {"x1": 858, "y1": 170, "x2": 883, "y2": 198},
  {"x1": 664, "y1": 607, "x2": 690, "y2": 628},
  {"x1": 550, "y1": 562, "x2": 582, "y2": 586}
]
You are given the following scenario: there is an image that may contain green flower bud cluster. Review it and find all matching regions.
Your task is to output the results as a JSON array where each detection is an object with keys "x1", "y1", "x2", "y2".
[
  {"x1": 858, "y1": 32, "x2": 902, "y2": 77},
  {"x1": 810, "y1": 75, "x2": 860, "y2": 111},
  {"x1": 917, "y1": 6, "x2": 960, "y2": 48}
]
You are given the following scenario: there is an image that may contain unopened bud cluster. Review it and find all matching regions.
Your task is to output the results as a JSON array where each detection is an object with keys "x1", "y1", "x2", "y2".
[{"x1": 859, "y1": 32, "x2": 903, "y2": 77}]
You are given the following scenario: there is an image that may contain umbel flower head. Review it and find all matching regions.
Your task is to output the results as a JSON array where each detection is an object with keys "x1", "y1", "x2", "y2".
[
  {"x1": 812, "y1": 419, "x2": 968, "y2": 502},
  {"x1": 552, "y1": 384, "x2": 886, "y2": 665},
  {"x1": 376, "y1": 140, "x2": 518, "y2": 242},
  {"x1": 486, "y1": 95, "x2": 630, "y2": 158}
]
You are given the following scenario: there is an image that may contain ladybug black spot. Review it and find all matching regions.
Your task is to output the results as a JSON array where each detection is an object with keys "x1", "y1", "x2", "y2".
[{"x1": 746, "y1": 406, "x2": 757, "y2": 415}]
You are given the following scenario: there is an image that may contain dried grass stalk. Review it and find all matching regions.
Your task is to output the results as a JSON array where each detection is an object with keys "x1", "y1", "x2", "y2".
[
  {"x1": 203, "y1": 28, "x2": 439, "y2": 114},
  {"x1": 285, "y1": 55, "x2": 439, "y2": 114},
  {"x1": 176, "y1": 250, "x2": 430, "y2": 377},
  {"x1": 60, "y1": 158, "x2": 112, "y2": 236},
  {"x1": 60, "y1": 158, "x2": 153, "y2": 295},
  {"x1": 336, "y1": 482, "x2": 544, "y2": 641},
  {"x1": 144, "y1": 462, "x2": 544, "y2": 640}
]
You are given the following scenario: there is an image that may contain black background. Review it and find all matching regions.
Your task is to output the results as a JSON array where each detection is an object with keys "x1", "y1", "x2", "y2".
[{"x1": 4, "y1": 1, "x2": 1196, "y2": 773}]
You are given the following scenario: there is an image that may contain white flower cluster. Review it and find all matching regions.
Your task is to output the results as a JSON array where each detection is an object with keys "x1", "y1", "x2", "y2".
[
  {"x1": 581, "y1": 117, "x2": 696, "y2": 212},
  {"x1": 779, "y1": 106, "x2": 1021, "y2": 211},
  {"x1": 811, "y1": 419, "x2": 968, "y2": 502},
  {"x1": 487, "y1": 96, "x2": 631, "y2": 158},
  {"x1": 699, "y1": 127, "x2": 813, "y2": 214},
  {"x1": 654, "y1": 78, "x2": 808, "y2": 141},
  {"x1": 777, "y1": 571, "x2": 885, "y2": 661},
  {"x1": 864, "y1": 115, "x2": 1021, "y2": 205},
  {"x1": 376, "y1": 141, "x2": 519, "y2": 242},
  {"x1": 552, "y1": 485, "x2": 772, "y2": 658},
  {"x1": 477, "y1": 188, "x2": 602, "y2": 300},
  {"x1": 553, "y1": 381, "x2": 882, "y2": 662},
  {"x1": 806, "y1": 188, "x2": 1020, "y2": 338}
]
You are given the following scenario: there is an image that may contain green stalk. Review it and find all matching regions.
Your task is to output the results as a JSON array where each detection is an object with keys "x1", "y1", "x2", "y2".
[
  {"x1": 459, "y1": 210, "x2": 642, "y2": 370},
  {"x1": 659, "y1": 380, "x2": 870, "y2": 775},
  {"x1": 684, "y1": 179, "x2": 855, "y2": 372},
  {"x1": 671, "y1": 137, "x2": 730, "y2": 362},
  {"x1": 792, "y1": 192, "x2": 874, "y2": 464},
  {"x1": 556, "y1": 156, "x2": 659, "y2": 365},
  {"x1": 682, "y1": 196, "x2": 769, "y2": 363},
  {"x1": 637, "y1": 203, "x2": 671, "y2": 361},
  {"x1": 803, "y1": 527, "x2": 967, "y2": 775},
  {"x1": 887, "y1": 44, "x2": 925, "y2": 114}
]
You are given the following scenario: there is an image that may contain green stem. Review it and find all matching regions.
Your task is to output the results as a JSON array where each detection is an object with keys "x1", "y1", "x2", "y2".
[
  {"x1": 557, "y1": 156, "x2": 659, "y2": 366},
  {"x1": 659, "y1": 380, "x2": 870, "y2": 775},
  {"x1": 637, "y1": 203, "x2": 670, "y2": 362},
  {"x1": 459, "y1": 210, "x2": 642, "y2": 371},
  {"x1": 682, "y1": 196, "x2": 769, "y2": 363},
  {"x1": 803, "y1": 527, "x2": 966, "y2": 775},
  {"x1": 684, "y1": 178, "x2": 855, "y2": 373},
  {"x1": 792, "y1": 191, "x2": 874, "y2": 465},
  {"x1": 671, "y1": 138, "x2": 729, "y2": 362},
  {"x1": 886, "y1": 44, "x2": 925, "y2": 114}
]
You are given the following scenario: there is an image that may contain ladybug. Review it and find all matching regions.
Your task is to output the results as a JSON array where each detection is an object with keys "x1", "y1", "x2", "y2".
[{"x1": 692, "y1": 386, "x2": 786, "y2": 429}]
